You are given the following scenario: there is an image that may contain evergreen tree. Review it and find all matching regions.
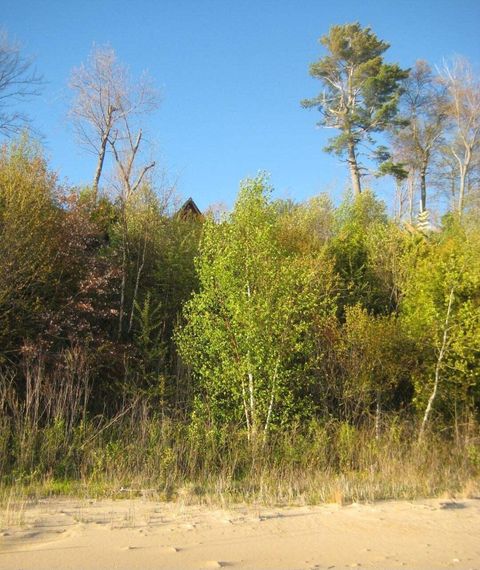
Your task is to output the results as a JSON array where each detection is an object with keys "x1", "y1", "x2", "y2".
[{"x1": 302, "y1": 22, "x2": 408, "y2": 195}]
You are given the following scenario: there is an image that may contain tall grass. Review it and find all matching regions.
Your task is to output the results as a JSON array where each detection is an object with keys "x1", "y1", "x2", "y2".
[{"x1": 0, "y1": 353, "x2": 479, "y2": 507}]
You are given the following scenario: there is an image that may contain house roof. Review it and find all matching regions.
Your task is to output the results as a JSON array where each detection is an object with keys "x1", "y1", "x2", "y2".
[{"x1": 177, "y1": 197, "x2": 202, "y2": 218}]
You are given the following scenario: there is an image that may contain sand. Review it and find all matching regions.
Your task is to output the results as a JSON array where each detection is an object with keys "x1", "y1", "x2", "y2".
[{"x1": 1, "y1": 496, "x2": 479, "y2": 569}]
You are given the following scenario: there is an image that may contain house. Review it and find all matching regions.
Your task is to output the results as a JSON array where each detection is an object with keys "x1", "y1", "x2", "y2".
[{"x1": 177, "y1": 197, "x2": 202, "y2": 219}]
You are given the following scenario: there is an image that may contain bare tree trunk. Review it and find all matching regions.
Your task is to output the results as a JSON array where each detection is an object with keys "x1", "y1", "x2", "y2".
[
  {"x1": 418, "y1": 287, "x2": 455, "y2": 442},
  {"x1": 451, "y1": 146, "x2": 470, "y2": 217},
  {"x1": 458, "y1": 166, "x2": 466, "y2": 215},
  {"x1": 245, "y1": 283, "x2": 257, "y2": 442},
  {"x1": 347, "y1": 139, "x2": 362, "y2": 196},
  {"x1": 248, "y1": 371, "x2": 256, "y2": 440},
  {"x1": 92, "y1": 105, "x2": 115, "y2": 202},
  {"x1": 110, "y1": 124, "x2": 155, "y2": 339},
  {"x1": 399, "y1": 180, "x2": 410, "y2": 222},
  {"x1": 408, "y1": 172, "x2": 415, "y2": 223},
  {"x1": 419, "y1": 157, "x2": 428, "y2": 213},
  {"x1": 118, "y1": 206, "x2": 128, "y2": 339},
  {"x1": 394, "y1": 180, "x2": 401, "y2": 223},
  {"x1": 92, "y1": 134, "x2": 108, "y2": 202},
  {"x1": 241, "y1": 378, "x2": 251, "y2": 442},
  {"x1": 128, "y1": 229, "x2": 148, "y2": 333}
]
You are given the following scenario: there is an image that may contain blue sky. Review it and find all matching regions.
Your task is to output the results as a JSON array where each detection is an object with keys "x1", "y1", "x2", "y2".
[{"x1": 2, "y1": 0, "x2": 480, "y2": 210}]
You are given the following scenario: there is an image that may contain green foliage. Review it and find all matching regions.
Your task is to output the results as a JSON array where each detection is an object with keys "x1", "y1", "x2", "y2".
[
  {"x1": 302, "y1": 22, "x2": 408, "y2": 166},
  {"x1": 0, "y1": 133, "x2": 478, "y2": 469},
  {"x1": 276, "y1": 193, "x2": 334, "y2": 254},
  {"x1": 0, "y1": 138, "x2": 62, "y2": 356},
  {"x1": 328, "y1": 191, "x2": 400, "y2": 313},
  {"x1": 133, "y1": 292, "x2": 167, "y2": 398},
  {"x1": 337, "y1": 422, "x2": 358, "y2": 471},
  {"x1": 177, "y1": 175, "x2": 337, "y2": 439},
  {"x1": 0, "y1": 22, "x2": 479, "y2": 507},
  {"x1": 376, "y1": 159, "x2": 408, "y2": 181},
  {"x1": 401, "y1": 224, "x2": 480, "y2": 424}
]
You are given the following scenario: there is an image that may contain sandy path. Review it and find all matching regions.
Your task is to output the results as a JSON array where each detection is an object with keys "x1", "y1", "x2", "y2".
[{"x1": 0, "y1": 497, "x2": 479, "y2": 569}]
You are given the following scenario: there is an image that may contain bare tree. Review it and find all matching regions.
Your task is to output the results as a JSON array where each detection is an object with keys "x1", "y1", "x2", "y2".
[
  {"x1": 110, "y1": 123, "x2": 157, "y2": 338},
  {"x1": 69, "y1": 45, "x2": 159, "y2": 336},
  {"x1": 393, "y1": 61, "x2": 447, "y2": 214},
  {"x1": 69, "y1": 45, "x2": 158, "y2": 202},
  {"x1": 103, "y1": 68, "x2": 159, "y2": 338},
  {"x1": 0, "y1": 29, "x2": 43, "y2": 136},
  {"x1": 440, "y1": 58, "x2": 480, "y2": 215}
]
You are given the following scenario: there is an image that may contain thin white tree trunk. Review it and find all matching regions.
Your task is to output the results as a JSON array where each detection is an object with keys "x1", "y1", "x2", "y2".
[
  {"x1": 418, "y1": 287, "x2": 455, "y2": 442},
  {"x1": 408, "y1": 172, "x2": 415, "y2": 223},
  {"x1": 248, "y1": 371, "x2": 256, "y2": 439},
  {"x1": 128, "y1": 229, "x2": 148, "y2": 333},
  {"x1": 452, "y1": 142, "x2": 472, "y2": 217},
  {"x1": 246, "y1": 282, "x2": 256, "y2": 441},
  {"x1": 241, "y1": 378, "x2": 251, "y2": 441},
  {"x1": 263, "y1": 358, "x2": 280, "y2": 443},
  {"x1": 458, "y1": 159, "x2": 469, "y2": 216}
]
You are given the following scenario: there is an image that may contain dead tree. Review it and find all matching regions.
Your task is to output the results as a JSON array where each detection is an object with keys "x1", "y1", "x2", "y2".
[
  {"x1": 441, "y1": 58, "x2": 480, "y2": 215},
  {"x1": 0, "y1": 29, "x2": 43, "y2": 136},
  {"x1": 69, "y1": 45, "x2": 157, "y2": 203}
]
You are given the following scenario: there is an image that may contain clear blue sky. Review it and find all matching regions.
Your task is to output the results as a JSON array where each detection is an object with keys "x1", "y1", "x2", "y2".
[{"x1": 2, "y1": 0, "x2": 480, "y2": 210}]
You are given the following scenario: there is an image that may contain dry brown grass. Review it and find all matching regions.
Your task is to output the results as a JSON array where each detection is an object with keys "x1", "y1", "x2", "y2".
[
  {"x1": 1, "y1": 415, "x2": 477, "y2": 509},
  {"x1": 1, "y1": 357, "x2": 478, "y2": 508}
]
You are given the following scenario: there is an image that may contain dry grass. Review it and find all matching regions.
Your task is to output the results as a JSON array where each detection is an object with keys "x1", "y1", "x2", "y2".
[
  {"x1": 0, "y1": 486, "x2": 28, "y2": 528},
  {"x1": 1, "y1": 355, "x2": 479, "y2": 508},
  {"x1": 1, "y1": 415, "x2": 478, "y2": 509}
]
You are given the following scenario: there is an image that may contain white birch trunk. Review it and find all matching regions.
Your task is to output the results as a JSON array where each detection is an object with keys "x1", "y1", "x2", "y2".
[{"x1": 418, "y1": 287, "x2": 455, "y2": 442}]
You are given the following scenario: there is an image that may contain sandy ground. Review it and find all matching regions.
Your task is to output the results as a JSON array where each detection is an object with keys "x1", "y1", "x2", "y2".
[{"x1": 0, "y1": 497, "x2": 479, "y2": 570}]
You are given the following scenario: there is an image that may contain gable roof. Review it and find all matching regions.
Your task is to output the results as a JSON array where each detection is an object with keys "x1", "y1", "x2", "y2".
[{"x1": 177, "y1": 197, "x2": 202, "y2": 218}]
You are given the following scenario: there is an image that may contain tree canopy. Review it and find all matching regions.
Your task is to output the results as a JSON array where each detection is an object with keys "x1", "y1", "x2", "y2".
[{"x1": 302, "y1": 22, "x2": 409, "y2": 196}]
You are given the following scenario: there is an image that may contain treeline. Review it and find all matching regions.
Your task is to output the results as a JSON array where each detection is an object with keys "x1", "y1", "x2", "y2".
[
  {"x1": 302, "y1": 23, "x2": 480, "y2": 219},
  {"x1": 0, "y1": 143, "x2": 479, "y2": 494},
  {"x1": 0, "y1": 23, "x2": 479, "y2": 500},
  {"x1": 0, "y1": 139, "x2": 201, "y2": 404}
]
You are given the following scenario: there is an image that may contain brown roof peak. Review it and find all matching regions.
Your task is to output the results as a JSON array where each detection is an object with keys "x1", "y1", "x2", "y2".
[{"x1": 177, "y1": 197, "x2": 202, "y2": 218}]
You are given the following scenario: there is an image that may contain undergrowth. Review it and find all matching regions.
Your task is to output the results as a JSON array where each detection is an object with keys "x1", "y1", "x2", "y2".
[{"x1": 1, "y1": 412, "x2": 479, "y2": 508}]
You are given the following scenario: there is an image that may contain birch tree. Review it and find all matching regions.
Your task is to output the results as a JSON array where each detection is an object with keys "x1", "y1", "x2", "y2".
[
  {"x1": 402, "y1": 226, "x2": 480, "y2": 439},
  {"x1": 177, "y1": 176, "x2": 337, "y2": 443}
]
